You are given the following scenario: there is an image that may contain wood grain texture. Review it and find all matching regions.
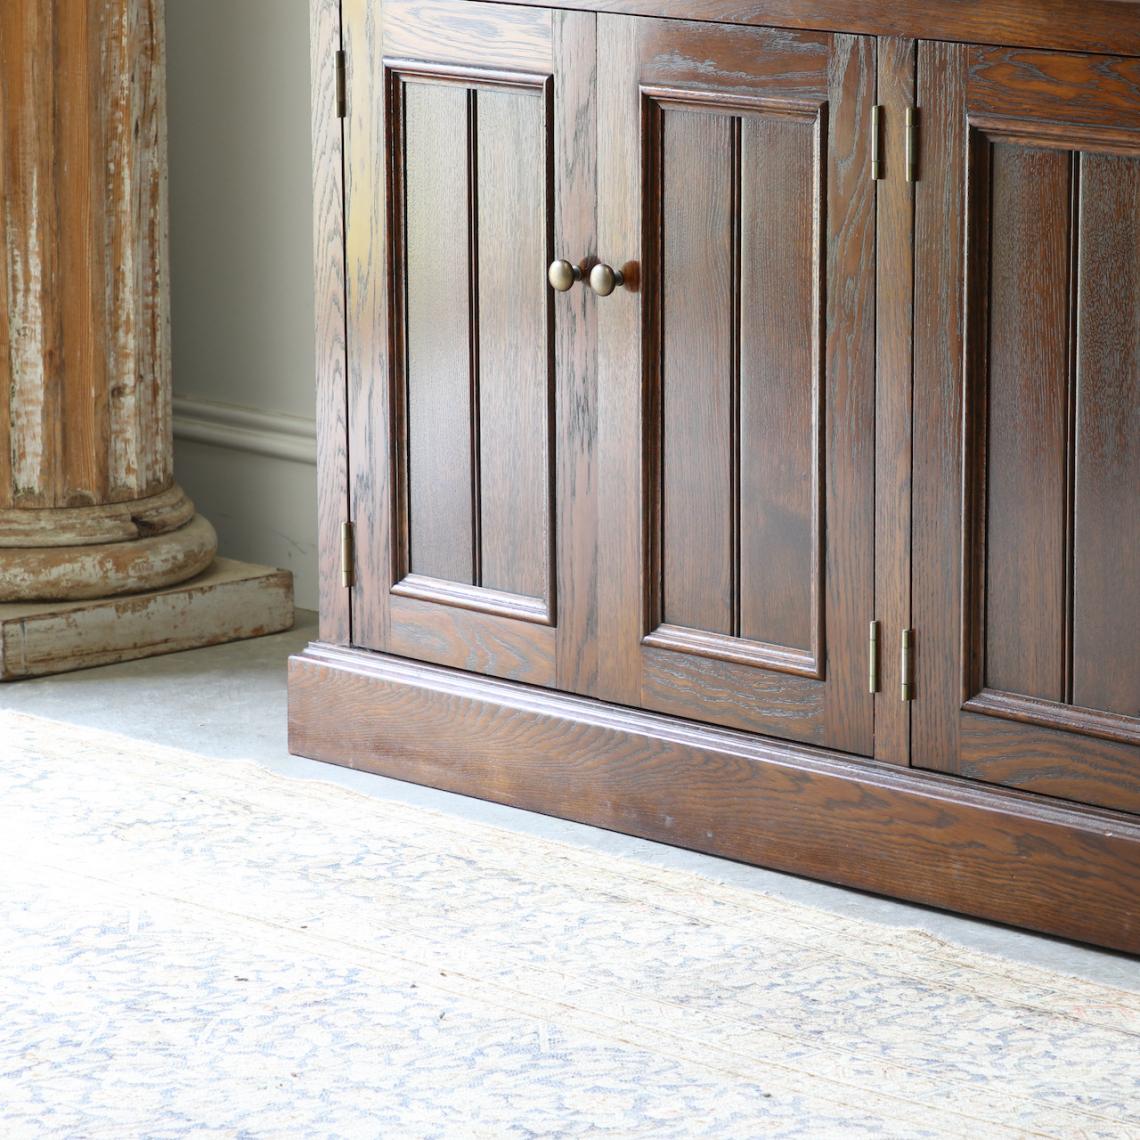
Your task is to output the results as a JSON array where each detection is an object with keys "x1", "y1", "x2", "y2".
[
  {"x1": 964, "y1": 689, "x2": 1138, "y2": 748},
  {"x1": 738, "y1": 111, "x2": 820, "y2": 655},
  {"x1": 912, "y1": 40, "x2": 967, "y2": 771},
  {"x1": 598, "y1": 17, "x2": 873, "y2": 754},
  {"x1": 307, "y1": 4, "x2": 1140, "y2": 952},
  {"x1": 403, "y1": 81, "x2": 475, "y2": 584},
  {"x1": 476, "y1": 87, "x2": 552, "y2": 601},
  {"x1": 635, "y1": 20, "x2": 831, "y2": 102},
  {"x1": 594, "y1": 13, "x2": 644, "y2": 706},
  {"x1": 982, "y1": 143, "x2": 1071, "y2": 703},
  {"x1": 346, "y1": 1, "x2": 596, "y2": 689},
  {"x1": 383, "y1": 0, "x2": 553, "y2": 71},
  {"x1": 0, "y1": 0, "x2": 172, "y2": 510},
  {"x1": 312, "y1": 0, "x2": 351, "y2": 645},
  {"x1": 660, "y1": 109, "x2": 735, "y2": 636},
  {"x1": 57, "y1": 1, "x2": 106, "y2": 503},
  {"x1": 387, "y1": 591, "x2": 556, "y2": 684},
  {"x1": 476, "y1": 0, "x2": 1140, "y2": 58},
  {"x1": 873, "y1": 38, "x2": 915, "y2": 766},
  {"x1": 391, "y1": 573, "x2": 549, "y2": 624},
  {"x1": 1, "y1": 558, "x2": 293, "y2": 681},
  {"x1": 289, "y1": 642, "x2": 1140, "y2": 953},
  {"x1": 1072, "y1": 153, "x2": 1140, "y2": 720},
  {"x1": 551, "y1": 9, "x2": 600, "y2": 696},
  {"x1": 639, "y1": 644, "x2": 826, "y2": 742},
  {"x1": 957, "y1": 708, "x2": 1140, "y2": 815},
  {"x1": 914, "y1": 41, "x2": 1140, "y2": 805},
  {"x1": 819, "y1": 34, "x2": 875, "y2": 755},
  {"x1": 642, "y1": 623, "x2": 817, "y2": 678},
  {"x1": 970, "y1": 47, "x2": 1140, "y2": 133}
]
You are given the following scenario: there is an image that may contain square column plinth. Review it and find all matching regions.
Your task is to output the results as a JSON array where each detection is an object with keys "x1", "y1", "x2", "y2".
[{"x1": 0, "y1": 559, "x2": 294, "y2": 681}]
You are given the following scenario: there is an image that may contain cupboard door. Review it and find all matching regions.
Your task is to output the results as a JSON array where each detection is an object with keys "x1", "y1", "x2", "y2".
[
  {"x1": 914, "y1": 43, "x2": 1140, "y2": 811},
  {"x1": 596, "y1": 17, "x2": 876, "y2": 753},
  {"x1": 346, "y1": 1, "x2": 598, "y2": 691}
]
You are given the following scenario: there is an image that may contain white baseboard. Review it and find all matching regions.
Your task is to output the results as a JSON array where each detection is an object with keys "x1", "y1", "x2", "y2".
[
  {"x1": 172, "y1": 397, "x2": 319, "y2": 610},
  {"x1": 173, "y1": 397, "x2": 317, "y2": 465}
]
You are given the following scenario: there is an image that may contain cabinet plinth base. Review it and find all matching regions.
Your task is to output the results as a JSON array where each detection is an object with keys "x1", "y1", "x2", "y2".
[
  {"x1": 288, "y1": 642, "x2": 1140, "y2": 953},
  {"x1": 1, "y1": 558, "x2": 294, "y2": 680}
]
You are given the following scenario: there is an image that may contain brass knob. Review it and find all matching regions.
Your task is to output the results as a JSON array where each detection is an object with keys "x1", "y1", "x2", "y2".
[
  {"x1": 548, "y1": 259, "x2": 583, "y2": 292},
  {"x1": 589, "y1": 263, "x2": 625, "y2": 297}
]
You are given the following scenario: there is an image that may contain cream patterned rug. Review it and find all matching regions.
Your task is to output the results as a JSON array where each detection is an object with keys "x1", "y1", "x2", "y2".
[{"x1": 0, "y1": 711, "x2": 1137, "y2": 1139}]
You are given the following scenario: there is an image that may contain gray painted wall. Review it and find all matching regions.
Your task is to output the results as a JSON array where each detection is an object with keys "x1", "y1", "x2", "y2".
[{"x1": 166, "y1": 0, "x2": 319, "y2": 609}]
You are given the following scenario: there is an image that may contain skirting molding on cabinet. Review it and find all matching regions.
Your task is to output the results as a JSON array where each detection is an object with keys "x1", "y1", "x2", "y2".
[
  {"x1": 173, "y1": 397, "x2": 318, "y2": 465},
  {"x1": 289, "y1": 642, "x2": 1140, "y2": 953}
]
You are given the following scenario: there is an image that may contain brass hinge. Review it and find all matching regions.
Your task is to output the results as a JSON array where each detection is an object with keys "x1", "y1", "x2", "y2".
[
  {"x1": 341, "y1": 520, "x2": 355, "y2": 588},
  {"x1": 335, "y1": 49, "x2": 347, "y2": 119},
  {"x1": 900, "y1": 628, "x2": 915, "y2": 701},
  {"x1": 870, "y1": 105, "x2": 883, "y2": 181},
  {"x1": 905, "y1": 106, "x2": 919, "y2": 182},
  {"x1": 869, "y1": 620, "x2": 881, "y2": 693}
]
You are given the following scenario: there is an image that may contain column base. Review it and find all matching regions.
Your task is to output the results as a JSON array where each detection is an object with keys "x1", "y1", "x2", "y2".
[
  {"x1": 0, "y1": 484, "x2": 198, "y2": 548},
  {"x1": 0, "y1": 513, "x2": 217, "y2": 602},
  {"x1": 0, "y1": 557, "x2": 294, "y2": 680}
]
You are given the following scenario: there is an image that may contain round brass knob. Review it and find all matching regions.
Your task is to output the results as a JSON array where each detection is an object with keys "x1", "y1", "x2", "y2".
[
  {"x1": 589, "y1": 263, "x2": 625, "y2": 297},
  {"x1": 548, "y1": 259, "x2": 583, "y2": 292}
]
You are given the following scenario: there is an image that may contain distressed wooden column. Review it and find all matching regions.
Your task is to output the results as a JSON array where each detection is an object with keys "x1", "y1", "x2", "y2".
[{"x1": 0, "y1": 0, "x2": 216, "y2": 601}]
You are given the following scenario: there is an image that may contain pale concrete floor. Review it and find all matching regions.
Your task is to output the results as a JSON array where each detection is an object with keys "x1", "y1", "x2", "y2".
[{"x1": 3, "y1": 611, "x2": 1137, "y2": 990}]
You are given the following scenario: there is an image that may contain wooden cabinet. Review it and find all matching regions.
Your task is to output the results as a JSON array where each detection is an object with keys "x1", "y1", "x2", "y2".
[
  {"x1": 595, "y1": 18, "x2": 875, "y2": 753},
  {"x1": 913, "y1": 42, "x2": 1140, "y2": 814},
  {"x1": 342, "y1": 4, "x2": 597, "y2": 692},
  {"x1": 291, "y1": 0, "x2": 1140, "y2": 951}
]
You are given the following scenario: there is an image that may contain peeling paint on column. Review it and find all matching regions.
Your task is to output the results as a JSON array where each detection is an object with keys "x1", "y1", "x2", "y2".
[
  {"x1": 6, "y1": 168, "x2": 47, "y2": 501},
  {"x1": 1, "y1": 0, "x2": 174, "y2": 514},
  {"x1": 106, "y1": 0, "x2": 142, "y2": 498}
]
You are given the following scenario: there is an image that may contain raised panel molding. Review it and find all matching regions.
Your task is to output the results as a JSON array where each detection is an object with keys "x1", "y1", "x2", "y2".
[
  {"x1": 390, "y1": 574, "x2": 551, "y2": 626},
  {"x1": 386, "y1": 60, "x2": 557, "y2": 624},
  {"x1": 640, "y1": 87, "x2": 826, "y2": 679},
  {"x1": 960, "y1": 120, "x2": 1140, "y2": 745}
]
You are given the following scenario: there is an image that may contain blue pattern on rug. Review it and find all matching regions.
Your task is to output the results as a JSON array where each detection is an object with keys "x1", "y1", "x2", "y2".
[{"x1": 0, "y1": 711, "x2": 1138, "y2": 1138}]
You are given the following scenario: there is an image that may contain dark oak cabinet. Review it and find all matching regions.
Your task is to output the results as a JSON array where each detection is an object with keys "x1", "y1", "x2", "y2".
[
  {"x1": 346, "y1": 13, "x2": 590, "y2": 692},
  {"x1": 292, "y1": 0, "x2": 1140, "y2": 951},
  {"x1": 595, "y1": 19, "x2": 876, "y2": 755},
  {"x1": 913, "y1": 42, "x2": 1140, "y2": 815}
]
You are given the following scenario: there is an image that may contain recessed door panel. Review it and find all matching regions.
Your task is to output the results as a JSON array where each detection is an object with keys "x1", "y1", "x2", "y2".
[
  {"x1": 981, "y1": 142, "x2": 1071, "y2": 703},
  {"x1": 395, "y1": 73, "x2": 553, "y2": 610},
  {"x1": 477, "y1": 90, "x2": 553, "y2": 602},
  {"x1": 659, "y1": 108, "x2": 736, "y2": 638},
  {"x1": 650, "y1": 102, "x2": 822, "y2": 662},
  {"x1": 403, "y1": 81, "x2": 475, "y2": 585},
  {"x1": 598, "y1": 18, "x2": 874, "y2": 753},
  {"x1": 739, "y1": 113, "x2": 821, "y2": 654},
  {"x1": 1073, "y1": 153, "x2": 1140, "y2": 719},
  {"x1": 914, "y1": 42, "x2": 1140, "y2": 811}
]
